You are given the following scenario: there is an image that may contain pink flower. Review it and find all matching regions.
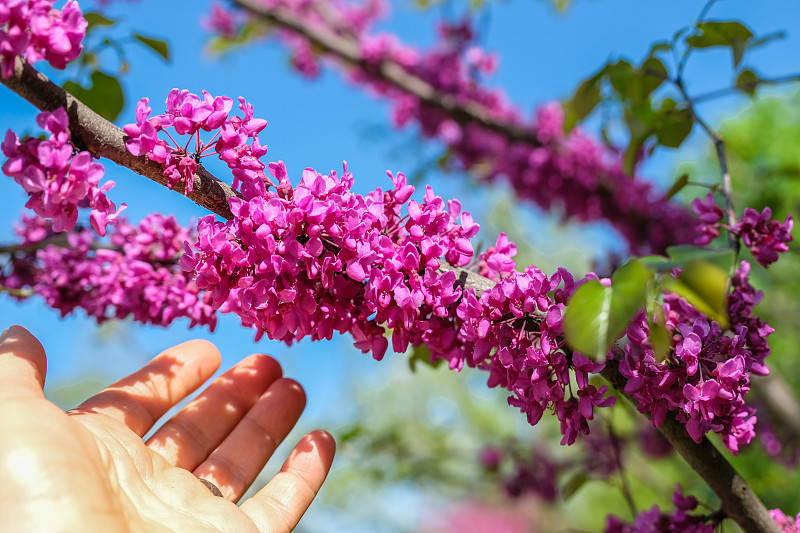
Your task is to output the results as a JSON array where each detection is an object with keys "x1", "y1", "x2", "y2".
[
  {"x1": 734, "y1": 206, "x2": 793, "y2": 267},
  {"x1": 3, "y1": 108, "x2": 121, "y2": 236}
]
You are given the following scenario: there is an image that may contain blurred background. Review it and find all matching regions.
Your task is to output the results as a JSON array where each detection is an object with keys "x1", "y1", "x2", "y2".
[{"x1": 0, "y1": 0, "x2": 798, "y2": 530}]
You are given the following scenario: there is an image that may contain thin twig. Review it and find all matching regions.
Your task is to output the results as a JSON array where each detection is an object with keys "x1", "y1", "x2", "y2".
[
  {"x1": 673, "y1": 77, "x2": 740, "y2": 252},
  {"x1": 692, "y1": 73, "x2": 800, "y2": 104}
]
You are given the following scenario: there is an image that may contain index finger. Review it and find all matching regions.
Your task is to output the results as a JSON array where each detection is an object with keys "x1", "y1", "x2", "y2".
[
  {"x1": 70, "y1": 339, "x2": 221, "y2": 437},
  {"x1": 0, "y1": 325, "x2": 47, "y2": 401}
]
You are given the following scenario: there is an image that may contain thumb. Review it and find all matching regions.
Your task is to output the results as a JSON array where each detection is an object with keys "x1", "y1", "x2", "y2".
[{"x1": 0, "y1": 325, "x2": 47, "y2": 399}]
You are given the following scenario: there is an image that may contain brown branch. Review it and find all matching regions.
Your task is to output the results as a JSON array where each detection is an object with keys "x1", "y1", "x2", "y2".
[
  {"x1": 0, "y1": 56, "x2": 780, "y2": 533},
  {"x1": 230, "y1": 0, "x2": 543, "y2": 147},
  {"x1": 0, "y1": 56, "x2": 241, "y2": 220}
]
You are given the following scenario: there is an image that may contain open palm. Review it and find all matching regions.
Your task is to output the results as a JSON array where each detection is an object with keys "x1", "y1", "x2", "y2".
[{"x1": 0, "y1": 325, "x2": 335, "y2": 532}]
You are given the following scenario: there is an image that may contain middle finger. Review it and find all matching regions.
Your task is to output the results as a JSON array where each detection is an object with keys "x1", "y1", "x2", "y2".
[{"x1": 146, "y1": 353, "x2": 283, "y2": 469}]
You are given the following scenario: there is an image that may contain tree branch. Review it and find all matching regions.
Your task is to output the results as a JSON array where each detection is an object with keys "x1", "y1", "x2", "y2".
[
  {"x1": 0, "y1": 57, "x2": 241, "y2": 220},
  {"x1": 0, "y1": 57, "x2": 779, "y2": 533},
  {"x1": 230, "y1": 0, "x2": 543, "y2": 147}
]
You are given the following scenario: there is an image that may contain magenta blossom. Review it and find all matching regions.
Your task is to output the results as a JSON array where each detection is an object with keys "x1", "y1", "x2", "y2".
[
  {"x1": 2, "y1": 108, "x2": 124, "y2": 236},
  {"x1": 0, "y1": 0, "x2": 86, "y2": 78}
]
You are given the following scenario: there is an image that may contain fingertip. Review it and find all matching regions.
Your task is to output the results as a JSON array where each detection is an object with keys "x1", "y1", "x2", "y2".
[
  {"x1": 242, "y1": 353, "x2": 284, "y2": 381},
  {"x1": 273, "y1": 377, "x2": 307, "y2": 409},
  {"x1": 282, "y1": 429, "x2": 336, "y2": 476},
  {"x1": 157, "y1": 338, "x2": 222, "y2": 374},
  {"x1": 0, "y1": 325, "x2": 47, "y2": 393}
]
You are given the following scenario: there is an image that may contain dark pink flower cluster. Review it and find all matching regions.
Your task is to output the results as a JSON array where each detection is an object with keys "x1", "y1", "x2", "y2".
[
  {"x1": 733, "y1": 206, "x2": 793, "y2": 268},
  {"x1": 1, "y1": 213, "x2": 217, "y2": 329},
  {"x1": 182, "y1": 162, "x2": 477, "y2": 359},
  {"x1": 456, "y1": 266, "x2": 616, "y2": 445},
  {"x1": 0, "y1": 0, "x2": 86, "y2": 78},
  {"x1": 202, "y1": 2, "x2": 239, "y2": 39},
  {"x1": 500, "y1": 453, "x2": 559, "y2": 502},
  {"x1": 123, "y1": 90, "x2": 267, "y2": 195},
  {"x1": 2, "y1": 107, "x2": 124, "y2": 236},
  {"x1": 691, "y1": 193, "x2": 723, "y2": 246},
  {"x1": 480, "y1": 428, "x2": 624, "y2": 503},
  {"x1": 605, "y1": 485, "x2": 715, "y2": 533},
  {"x1": 213, "y1": 0, "x2": 696, "y2": 253},
  {"x1": 691, "y1": 194, "x2": 794, "y2": 267},
  {"x1": 616, "y1": 260, "x2": 773, "y2": 454}
]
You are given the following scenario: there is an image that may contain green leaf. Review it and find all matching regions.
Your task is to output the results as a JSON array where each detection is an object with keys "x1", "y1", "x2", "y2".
[
  {"x1": 638, "y1": 255, "x2": 675, "y2": 271},
  {"x1": 407, "y1": 345, "x2": 443, "y2": 373},
  {"x1": 648, "y1": 41, "x2": 672, "y2": 57},
  {"x1": 133, "y1": 34, "x2": 170, "y2": 61},
  {"x1": 608, "y1": 60, "x2": 648, "y2": 105},
  {"x1": 647, "y1": 320, "x2": 672, "y2": 362},
  {"x1": 736, "y1": 69, "x2": 761, "y2": 96},
  {"x1": 62, "y1": 71, "x2": 125, "y2": 122},
  {"x1": 84, "y1": 12, "x2": 116, "y2": 33},
  {"x1": 622, "y1": 134, "x2": 644, "y2": 177},
  {"x1": 562, "y1": 472, "x2": 589, "y2": 500},
  {"x1": 562, "y1": 68, "x2": 605, "y2": 131},
  {"x1": 686, "y1": 21, "x2": 754, "y2": 68},
  {"x1": 656, "y1": 106, "x2": 693, "y2": 149},
  {"x1": 662, "y1": 259, "x2": 730, "y2": 328},
  {"x1": 665, "y1": 173, "x2": 690, "y2": 200},
  {"x1": 640, "y1": 57, "x2": 668, "y2": 96},
  {"x1": 564, "y1": 259, "x2": 651, "y2": 360}
]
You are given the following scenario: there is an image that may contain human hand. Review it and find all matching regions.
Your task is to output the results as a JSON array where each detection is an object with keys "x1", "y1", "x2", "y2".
[{"x1": 0, "y1": 325, "x2": 335, "y2": 532}]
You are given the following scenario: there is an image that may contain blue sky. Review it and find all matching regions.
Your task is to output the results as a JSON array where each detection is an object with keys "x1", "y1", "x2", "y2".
[{"x1": 0, "y1": 0, "x2": 798, "y2": 530}]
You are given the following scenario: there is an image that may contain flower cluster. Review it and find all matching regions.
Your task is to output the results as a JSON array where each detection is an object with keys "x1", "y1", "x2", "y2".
[
  {"x1": 691, "y1": 193, "x2": 724, "y2": 246},
  {"x1": 183, "y1": 162, "x2": 476, "y2": 358},
  {"x1": 615, "y1": 260, "x2": 772, "y2": 454},
  {"x1": 691, "y1": 193, "x2": 794, "y2": 267},
  {"x1": 604, "y1": 485, "x2": 716, "y2": 533},
  {"x1": 734, "y1": 206, "x2": 793, "y2": 268},
  {"x1": 123, "y1": 89, "x2": 267, "y2": 195},
  {"x1": 212, "y1": 0, "x2": 696, "y2": 254},
  {"x1": 457, "y1": 267, "x2": 616, "y2": 445},
  {"x1": 2, "y1": 107, "x2": 124, "y2": 236},
  {"x1": 1, "y1": 213, "x2": 217, "y2": 329},
  {"x1": 202, "y1": 2, "x2": 240, "y2": 39},
  {"x1": 0, "y1": 0, "x2": 86, "y2": 78},
  {"x1": 479, "y1": 427, "x2": 626, "y2": 503}
]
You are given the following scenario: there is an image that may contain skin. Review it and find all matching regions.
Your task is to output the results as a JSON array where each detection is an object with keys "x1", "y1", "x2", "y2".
[{"x1": 0, "y1": 325, "x2": 336, "y2": 532}]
